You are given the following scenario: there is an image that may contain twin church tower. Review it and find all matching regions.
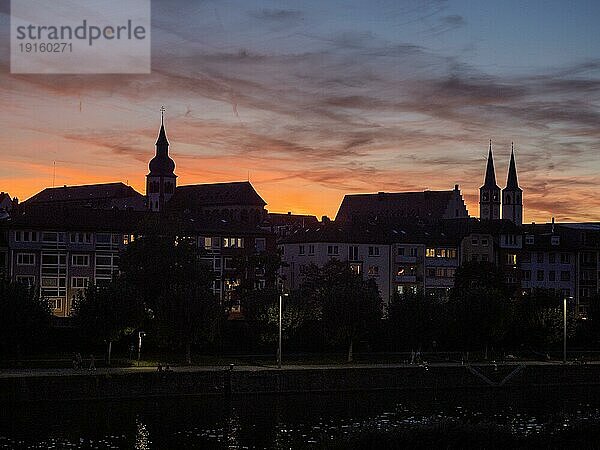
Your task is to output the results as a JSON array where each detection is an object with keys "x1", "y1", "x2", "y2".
[{"x1": 479, "y1": 140, "x2": 523, "y2": 225}]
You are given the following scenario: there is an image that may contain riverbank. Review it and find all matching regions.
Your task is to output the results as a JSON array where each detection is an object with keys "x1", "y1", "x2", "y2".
[{"x1": 2, "y1": 361, "x2": 600, "y2": 402}]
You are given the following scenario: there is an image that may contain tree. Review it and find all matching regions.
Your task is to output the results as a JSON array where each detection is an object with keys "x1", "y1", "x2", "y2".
[
  {"x1": 0, "y1": 278, "x2": 51, "y2": 360},
  {"x1": 448, "y1": 262, "x2": 511, "y2": 352},
  {"x1": 387, "y1": 290, "x2": 443, "y2": 351},
  {"x1": 511, "y1": 289, "x2": 577, "y2": 350},
  {"x1": 241, "y1": 287, "x2": 307, "y2": 348},
  {"x1": 120, "y1": 234, "x2": 221, "y2": 363},
  {"x1": 72, "y1": 278, "x2": 144, "y2": 365},
  {"x1": 299, "y1": 260, "x2": 382, "y2": 362}
]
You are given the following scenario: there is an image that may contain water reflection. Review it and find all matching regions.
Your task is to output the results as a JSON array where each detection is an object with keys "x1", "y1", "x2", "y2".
[{"x1": 2, "y1": 388, "x2": 600, "y2": 448}]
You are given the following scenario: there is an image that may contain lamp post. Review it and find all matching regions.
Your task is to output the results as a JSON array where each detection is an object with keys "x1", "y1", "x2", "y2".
[
  {"x1": 137, "y1": 331, "x2": 146, "y2": 365},
  {"x1": 563, "y1": 296, "x2": 567, "y2": 364},
  {"x1": 277, "y1": 292, "x2": 289, "y2": 369},
  {"x1": 563, "y1": 296, "x2": 573, "y2": 364}
]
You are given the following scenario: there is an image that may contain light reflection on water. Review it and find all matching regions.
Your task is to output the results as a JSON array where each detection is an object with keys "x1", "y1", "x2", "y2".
[{"x1": 2, "y1": 389, "x2": 600, "y2": 448}]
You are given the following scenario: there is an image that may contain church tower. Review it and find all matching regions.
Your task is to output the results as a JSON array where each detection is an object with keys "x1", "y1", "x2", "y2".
[
  {"x1": 479, "y1": 140, "x2": 500, "y2": 220},
  {"x1": 502, "y1": 143, "x2": 523, "y2": 225},
  {"x1": 147, "y1": 108, "x2": 177, "y2": 212}
]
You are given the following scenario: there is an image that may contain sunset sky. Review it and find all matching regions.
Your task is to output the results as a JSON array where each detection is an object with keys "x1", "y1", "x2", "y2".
[{"x1": 1, "y1": 0, "x2": 599, "y2": 222}]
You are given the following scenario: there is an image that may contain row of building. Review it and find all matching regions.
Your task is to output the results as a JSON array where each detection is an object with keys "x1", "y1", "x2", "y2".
[{"x1": 1, "y1": 117, "x2": 599, "y2": 319}]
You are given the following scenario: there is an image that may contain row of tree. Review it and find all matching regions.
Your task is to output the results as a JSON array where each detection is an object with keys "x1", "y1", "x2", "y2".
[{"x1": 1, "y1": 235, "x2": 600, "y2": 362}]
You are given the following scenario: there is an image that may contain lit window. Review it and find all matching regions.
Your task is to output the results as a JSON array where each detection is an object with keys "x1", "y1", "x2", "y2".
[{"x1": 426, "y1": 248, "x2": 435, "y2": 257}]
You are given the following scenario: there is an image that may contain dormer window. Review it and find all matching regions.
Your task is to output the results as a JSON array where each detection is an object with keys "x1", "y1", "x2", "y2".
[
  {"x1": 525, "y1": 235, "x2": 534, "y2": 245},
  {"x1": 551, "y1": 236, "x2": 560, "y2": 246}
]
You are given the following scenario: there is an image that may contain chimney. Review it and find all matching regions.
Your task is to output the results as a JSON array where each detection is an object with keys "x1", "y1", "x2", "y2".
[
  {"x1": 454, "y1": 184, "x2": 459, "y2": 191},
  {"x1": 322, "y1": 215, "x2": 330, "y2": 223},
  {"x1": 552, "y1": 217, "x2": 555, "y2": 234}
]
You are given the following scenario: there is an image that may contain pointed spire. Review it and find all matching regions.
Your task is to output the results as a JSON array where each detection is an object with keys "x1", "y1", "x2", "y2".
[
  {"x1": 156, "y1": 106, "x2": 169, "y2": 147},
  {"x1": 148, "y1": 107, "x2": 175, "y2": 176},
  {"x1": 483, "y1": 139, "x2": 498, "y2": 188},
  {"x1": 506, "y1": 142, "x2": 520, "y2": 189}
]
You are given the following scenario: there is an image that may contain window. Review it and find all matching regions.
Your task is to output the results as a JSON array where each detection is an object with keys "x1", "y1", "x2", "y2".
[
  {"x1": 481, "y1": 254, "x2": 489, "y2": 262},
  {"x1": 368, "y1": 265, "x2": 379, "y2": 276},
  {"x1": 17, "y1": 253, "x2": 35, "y2": 265},
  {"x1": 71, "y1": 277, "x2": 89, "y2": 288},
  {"x1": 551, "y1": 236, "x2": 560, "y2": 246},
  {"x1": 96, "y1": 234, "x2": 111, "y2": 244},
  {"x1": 537, "y1": 270, "x2": 544, "y2": 282},
  {"x1": 471, "y1": 238, "x2": 478, "y2": 245},
  {"x1": 506, "y1": 253, "x2": 517, "y2": 265},
  {"x1": 521, "y1": 252, "x2": 531, "y2": 263},
  {"x1": 254, "y1": 238, "x2": 266, "y2": 252},
  {"x1": 42, "y1": 232, "x2": 58, "y2": 243},
  {"x1": 72, "y1": 254, "x2": 90, "y2": 266},
  {"x1": 327, "y1": 245, "x2": 339, "y2": 256},
  {"x1": 42, "y1": 254, "x2": 66, "y2": 265},
  {"x1": 204, "y1": 237, "x2": 220, "y2": 249},
  {"x1": 549, "y1": 253, "x2": 556, "y2": 264},
  {"x1": 214, "y1": 258, "x2": 221, "y2": 270},
  {"x1": 397, "y1": 247, "x2": 405, "y2": 256},
  {"x1": 410, "y1": 247, "x2": 418, "y2": 257},
  {"x1": 212, "y1": 279, "x2": 222, "y2": 292},
  {"x1": 368, "y1": 246, "x2": 380, "y2": 257},
  {"x1": 47, "y1": 298, "x2": 62, "y2": 310},
  {"x1": 549, "y1": 271, "x2": 556, "y2": 282},
  {"x1": 299, "y1": 245, "x2": 305, "y2": 255},
  {"x1": 123, "y1": 234, "x2": 135, "y2": 245},
  {"x1": 224, "y1": 258, "x2": 234, "y2": 270},
  {"x1": 70, "y1": 232, "x2": 92, "y2": 244},
  {"x1": 481, "y1": 238, "x2": 489, "y2": 246},
  {"x1": 426, "y1": 248, "x2": 435, "y2": 257},
  {"x1": 522, "y1": 270, "x2": 531, "y2": 281},
  {"x1": 223, "y1": 237, "x2": 244, "y2": 248},
  {"x1": 16, "y1": 275, "x2": 35, "y2": 287},
  {"x1": 426, "y1": 268, "x2": 436, "y2": 277},
  {"x1": 560, "y1": 253, "x2": 570, "y2": 264},
  {"x1": 525, "y1": 235, "x2": 534, "y2": 245},
  {"x1": 15, "y1": 231, "x2": 38, "y2": 242},
  {"x1": 308, "y1": 244, "x2": 315, "y2": 255},
  {"x1": 537, "y1": 252, "x2": 544, "y2": 264},
  {"x1": 435, "y1": 267, "x2": 456, "y2": 278},
  {"x1": 348, "y1": 246, "x2": 359, "y2": 261},
  {"x1": 349, "y1": 263, "x2": 361, "y2": 275},
  {"x1": 561, "y1": 271, "x2": 571, "y2": 281}
]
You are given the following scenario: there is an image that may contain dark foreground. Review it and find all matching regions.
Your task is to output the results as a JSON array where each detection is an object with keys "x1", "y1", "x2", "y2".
[{"x1": 2, "y1": 387, "x2": 600, "y2": 448}]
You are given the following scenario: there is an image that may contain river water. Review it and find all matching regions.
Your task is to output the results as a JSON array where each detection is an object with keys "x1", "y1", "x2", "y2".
[{"x1": 2, "y1": 388, "x2": 600, "y2": 448}]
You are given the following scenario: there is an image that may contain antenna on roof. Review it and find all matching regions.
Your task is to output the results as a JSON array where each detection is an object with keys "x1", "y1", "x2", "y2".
[{"x1": 52, "y1": 161, "x2": 56, "y2": 188}]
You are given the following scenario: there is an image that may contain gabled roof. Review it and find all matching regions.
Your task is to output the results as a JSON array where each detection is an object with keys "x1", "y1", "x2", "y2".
[
  {"x1": 24, "y1": 182, "x2": 143, "y2": 204},
  {"x1": 266, "y1": 212, "x2": 319, "y2": 227},
  {"x1": 168, "y1": 181, "x2": 267, "y2": 210},
  {"x1": 335, "y1": 190, "x2": 462, "y2": 223},
  {"x1": 0, "y1": 192, "x2": 11, "y2": 203}
]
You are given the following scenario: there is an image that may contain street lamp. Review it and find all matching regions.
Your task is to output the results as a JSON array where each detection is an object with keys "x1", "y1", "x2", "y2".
[
  {"x1": 277, "y1": 292, "x2": 289, "y2": 369},
  {"x1": 137, "y1": 331, "x2": 146, "y2": 364},
  {"x1": 563, "y1": 296, "x2": 574, "y2": 364}
]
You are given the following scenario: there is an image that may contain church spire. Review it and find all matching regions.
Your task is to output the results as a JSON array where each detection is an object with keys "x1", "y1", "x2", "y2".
[
  {"x1": 147, "y1": 107, "x2": 177, "y2": 212},
  {"x1": 505, "y1": 142, "x2": 519, "y2": 189},
  {"x1": 483, "y1": 139, "x2": 499, "y2": 188},
  {"x1": 156, "y1": 105, "x2": 169, "y2": 148}
]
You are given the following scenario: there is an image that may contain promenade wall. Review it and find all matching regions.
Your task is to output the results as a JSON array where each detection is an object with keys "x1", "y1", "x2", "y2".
[{"x1": 2, "y1": 364, "x2": 599, "y2": 402}]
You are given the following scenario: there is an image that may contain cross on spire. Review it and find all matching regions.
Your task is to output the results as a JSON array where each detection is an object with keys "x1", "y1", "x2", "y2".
[{"x1": 160, "y1": 105, "x2": 166, "y2": 125}]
